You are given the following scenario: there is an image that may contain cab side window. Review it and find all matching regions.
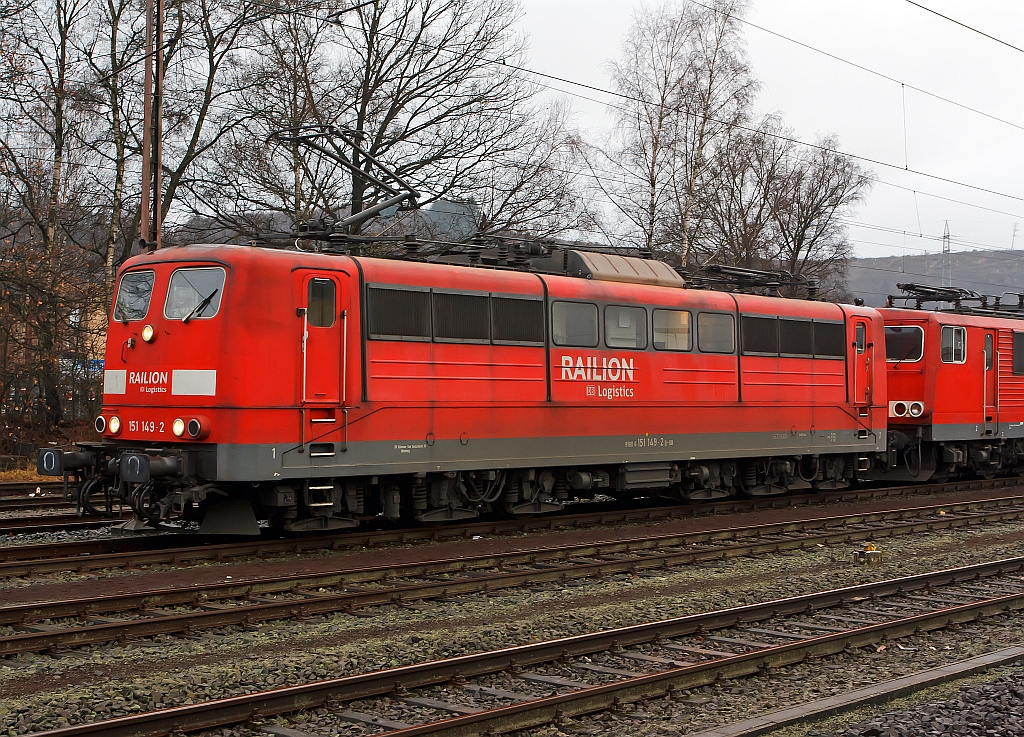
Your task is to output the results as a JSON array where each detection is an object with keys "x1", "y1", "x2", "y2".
[
  {"x1": 941, "y1": 326, "x2": 966, "y2": 364},
  {"x1": 307, "y1": 278, "x2": 336, "y2": 327},
  {"x1": 1014, "y1": 332, "x2": 1024, "y2": 375}
]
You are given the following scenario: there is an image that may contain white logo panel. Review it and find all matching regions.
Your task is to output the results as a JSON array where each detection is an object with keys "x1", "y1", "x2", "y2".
[
  {"x1": 171, "y1": 370, "x2": 217, "y2": 396},
  {"x1": 103, "y1": 370, "x2": 127, "y2": 395}
]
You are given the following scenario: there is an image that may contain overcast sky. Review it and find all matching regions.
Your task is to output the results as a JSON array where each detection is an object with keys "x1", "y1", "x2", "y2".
[{"x1": 515, "y1": 0, "x2": 1024, "y2": 264}]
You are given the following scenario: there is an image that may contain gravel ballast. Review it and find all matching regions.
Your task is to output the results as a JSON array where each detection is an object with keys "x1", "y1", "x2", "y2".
[{"x1": 3, "y1": 517, "x2": 1024, "y2": 734}]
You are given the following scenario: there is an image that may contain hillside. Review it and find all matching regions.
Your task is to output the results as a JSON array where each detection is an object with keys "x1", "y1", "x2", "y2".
[{"x1": 846, "y1": 250, "x2": 1024, "y2": 307}]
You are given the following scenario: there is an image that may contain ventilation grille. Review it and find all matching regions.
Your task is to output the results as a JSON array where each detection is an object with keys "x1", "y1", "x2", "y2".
[{"x1": 367, "y1": 287, "x2": 430, "y2": 339}]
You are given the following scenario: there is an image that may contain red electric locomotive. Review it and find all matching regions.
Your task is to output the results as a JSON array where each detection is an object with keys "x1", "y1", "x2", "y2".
[
  {"x1": 879, "y1": 284, "x2": 1024, "y2": 481},
  {"x1": 38, "y1": 243, "x2": 889, "y2": 533}
]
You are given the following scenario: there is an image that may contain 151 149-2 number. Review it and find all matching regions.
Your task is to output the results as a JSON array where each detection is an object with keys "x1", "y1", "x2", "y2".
[{"x1": 127, "y1": 420, "x2": 165, "y2": 434}]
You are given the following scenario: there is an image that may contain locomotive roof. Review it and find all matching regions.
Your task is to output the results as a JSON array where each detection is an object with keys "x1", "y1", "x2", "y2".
[
  {"x1": 122, "y1": 243, "x2": 872, "y2": 320},
  {"x1": 881, "y1": 305, "x2": 1024, "y2": 329}
]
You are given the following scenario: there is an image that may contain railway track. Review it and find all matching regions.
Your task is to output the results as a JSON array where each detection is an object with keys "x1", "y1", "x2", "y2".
[
  {"x1": 0, "y1": 513, "x2": 129, "y2": 536},
  {"x1": 1, "y1": 475, "x2": 1019, "y2": 570},
  {"x1": 0, "y1": 480, "x2": 71, "y2": 513},
  {"x1": 24, "y1": 556, "x2": 1024, "y2": 737},
  {"x1": 3, "y1": 492, "x2": 1024, "y2": 656},
  {"x1": 0, "y1": 480, "x2": 64, "y2": 498},
  {"x1": 0, "y1": 496, "x2": 74, "y2": 512}
]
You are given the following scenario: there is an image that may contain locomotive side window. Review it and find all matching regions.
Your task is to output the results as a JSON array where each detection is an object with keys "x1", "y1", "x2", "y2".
[
  {"x1": 985, "y1": 334, "x2": 993, "y2": 370},
  {"x1": 552, "y1": 301, "x2": 599, "y2": 347},
  {"x1": 855, "y1": 323, "x2": 866, "y2": 354},
  {"x1": 1014, "y1": 333, "x2": 1024, "y2": 375},
  {"x1": 164, "y1": 267, "x2": 225, "y2": 320},
  {"x1": 741, "y1": 315, "x2": 778, "y2": 355},
  {"x1": 433, "y1": 291, "x2": 489, "y2": 342},
  {"x1": 307, "y1": 278, "x2": 336, "y2": 327},
  {"x1": 940, "y1": 325, "x2": 966, "y2": 364},
  {"x1": 653, "y1": 309, "x2": 691, "y2": 351},
  {"x1": 367, "y1": 286, "x2": 431, "y2": 340},
  {"x1": 813, "y1": 322, "x2": 846, "y2": 358},
  {"x1": 884, "y1": 325, "x2": 923, "y2": 362},
  {"x1": 779, "y1": 319, "x2": 813, "y2": 357},
  {"x1": 604, "y1": 305, "x2": 647, "y2": 350},
  {"x1": 697, "y1": 312, "x2": 735, "y2": 354},
  {"x1": 492, "y1": 297, "x2": 544, "y2": 345},
  {"x1": 112, "y1": 270, "x2": 155, "y2": 322}
]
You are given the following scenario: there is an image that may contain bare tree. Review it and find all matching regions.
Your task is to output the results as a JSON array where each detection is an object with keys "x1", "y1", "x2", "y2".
[
  {"x1": 686, "y1": 114, "x2": 790, "y2": 269},
  {"x1": 0, "y1": 0, "x2": 104, "y2": 425},
  {"x1": 333, "y1": 0, "x2": 542, "y2": 238},
  {"x1": 589, "y1": 0, "x2": 755, "y2": 260},
  {"x1": 583, "y1": 2, "x2": 690, "y2": 253},
  {"x1": 767, "y1": 135, "x2": 870, "y2": 296},
  {"x1": 669, "y1": 0, "x2": 755, "y2": 264},
  {"x1": 80, "y1": 0, "x2": 145, "y2": 295},
  {"x1": 186, "y1": 0, "x2": 588, "y2": 243},
  {"x1": 157, "y1": 0, "x2": 266, "y2": 233},
  {"x1": 181, "y1": 0, "x2": 353, "y2": 237}
]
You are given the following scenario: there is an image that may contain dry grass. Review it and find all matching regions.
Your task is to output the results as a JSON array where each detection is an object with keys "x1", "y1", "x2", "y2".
[{"x1": 0, "y1": 467, "x2": 48, "y2": 483}]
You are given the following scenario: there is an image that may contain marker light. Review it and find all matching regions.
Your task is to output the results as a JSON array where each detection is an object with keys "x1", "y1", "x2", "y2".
[
  {"x1": 892, "y1": 402, "x2": 907, "y2": 417},
  {"x1": 108, "y1": 416, "x2": 121, "y2": 435},
  {"x1": 187, "y1": 418, "x2": 202, "y2": 439},
  {"x1": 172, "y1": 418, "x2": 185, "y2": 437},
  {"x1": 94, "y1": 416, "x2": 106, "y2": 434},
  {"x1": 909, "y1": 401, "x2": 925, "y2": 418},
  {"x1": 141, "y1": 324, "x2": 155, "y2": 343}
]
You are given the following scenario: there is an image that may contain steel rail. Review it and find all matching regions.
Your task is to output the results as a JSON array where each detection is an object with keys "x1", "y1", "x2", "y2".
[
  {"x1": 0, "y1": 481, "x2": 64, "y2": 498},
  {"x1": 0, "y1": 514, "x2": 128, "y2": 535},
  {"x1": 1, "y1": 476, "x2": 1019, "y2": 569},
  {"x1": 3, "y1": 494, "x2": 1024, "y2": 656},
  {"x1": 24, "y1": 556, "x2": 1024, "y2": 737},
  {"x1": 0, "y1": 497, "x2": 73, "y2": 512}
]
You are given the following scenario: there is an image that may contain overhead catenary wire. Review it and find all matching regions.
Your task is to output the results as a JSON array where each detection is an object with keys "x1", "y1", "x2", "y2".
[
  {"x1": 8, "y1": 0, "x2": 1023, "y2": 270},
  {"x1": 9, "y1": 0, "x2": 1023, "y2": 217},
  {"x1": 902, "y1": 0, "x2": 1024, "y2": 55},
  {"x1": 315, "y1": 13, "x2": 1024, "y2": 206},
  {"x1": 685, "y1": 0, "x2": 1024, "y2": 134}
]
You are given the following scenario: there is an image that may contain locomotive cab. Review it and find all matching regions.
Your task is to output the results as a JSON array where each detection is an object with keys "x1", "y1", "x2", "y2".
[
  {"x1": 879, "y1": 307, "x2": 1024, "y2": 481},
  {"x1": 40, "y1": 244, "x2": 361, "y2": 534}
]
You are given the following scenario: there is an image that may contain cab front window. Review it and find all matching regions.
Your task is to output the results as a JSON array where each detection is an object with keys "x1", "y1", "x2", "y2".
[
  {"x1": 164, "y1": 267, "x2": 226, "y2": 321},
  {"x1": 112, "y1": 270, "x2": 155, "y2": 322},
  {"x1": 885, "y1": 325, "x2": 924, "y2": 363}
]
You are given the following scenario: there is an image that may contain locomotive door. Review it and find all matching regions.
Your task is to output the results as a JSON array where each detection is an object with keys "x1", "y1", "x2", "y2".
[
  {"x1": 299, "y1": 273, "x2": 343, "y2": 404},
  {"x1": 984, "y1": 331, "x2": 997, "y2": 434},
  {"x1": 852, "y1": 320, "x2": 872, "y2": 407}
]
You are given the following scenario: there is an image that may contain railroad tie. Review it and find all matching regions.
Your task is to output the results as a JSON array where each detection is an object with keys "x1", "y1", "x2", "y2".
[
  {"x1": 463, "y1": 685, "x2": 533, "y2": 702},
  {"x1": 517, "y1": 673, "x2": 590, "y2": 689},
  {"x1": 334, "y1": 711, "x2": 414, "y2": 729},
  {"x1": 662, "y1": 643, "x2": 737, "y2": 658},
  {"x1": 572, "y1": 662, "x2": 644, "y2": 677},
  {"x1": 403, "y1": 696, "x2": 484, "y2": 714}
]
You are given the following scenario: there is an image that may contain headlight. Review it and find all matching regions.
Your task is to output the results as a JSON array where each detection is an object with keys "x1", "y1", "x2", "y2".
[
  {"x1": 94, "y1": 415, "x2": 106, "y2": 434},
  {"x1": 172, "y1": 418, "x2": 185, "y2": 437},
  {"x1": 108, "y1": 416, "x2": 121, "y2": 435},
  {"x1": 185, "y1": 415, "x2": 210, "y2": 440},
  {"x1": 141, "y1": 324, "x2": 155, "y2": 343},
  {"x1": 909, "y1": 401, "x2": 924, "y2": 417},
  {"x1": 892, "y1": 402, "x2": 907, "y2": 417}
]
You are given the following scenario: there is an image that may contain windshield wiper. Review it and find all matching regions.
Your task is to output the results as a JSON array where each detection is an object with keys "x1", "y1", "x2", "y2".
[{"x1": 182, "y1": 288, "x2": 219, "y2": 324}]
